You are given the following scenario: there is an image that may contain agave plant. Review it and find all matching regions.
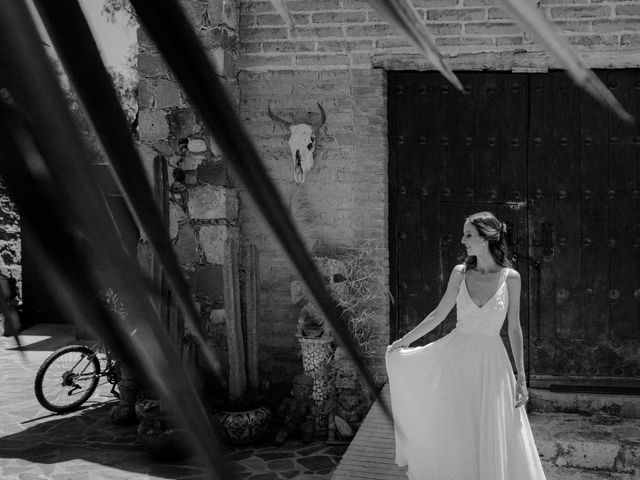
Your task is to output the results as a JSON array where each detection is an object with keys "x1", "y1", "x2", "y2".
[{"x1": 0, "y1": 0, "x2": 633, "y2": 478}]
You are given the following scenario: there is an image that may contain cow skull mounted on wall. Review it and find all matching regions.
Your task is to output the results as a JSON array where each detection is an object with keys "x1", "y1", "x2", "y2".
[{"x1": 268, "y1": 103, "x2": 327, "y2": 183}]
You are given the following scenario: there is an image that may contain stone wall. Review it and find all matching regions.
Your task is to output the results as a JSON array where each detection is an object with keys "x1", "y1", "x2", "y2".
[
  {"x1": 136, "y1": 0, "x2": 241, "y2": 354},
  {"x1": 235, "y1": 0, "x2": 640, "y2": 384},
  {"x1": 0, "y1": 182, "x2": 20, "y2": 288}
]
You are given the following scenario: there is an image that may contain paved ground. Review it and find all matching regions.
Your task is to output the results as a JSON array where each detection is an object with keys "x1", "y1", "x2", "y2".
[{"x1": 0, "y1": 324, "x2": 346, "y2": 480}]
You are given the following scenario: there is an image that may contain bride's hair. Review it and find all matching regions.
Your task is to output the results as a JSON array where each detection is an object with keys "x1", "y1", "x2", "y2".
[{"x1": 464, "y1": 211, "x2": 513, "y2": 271}]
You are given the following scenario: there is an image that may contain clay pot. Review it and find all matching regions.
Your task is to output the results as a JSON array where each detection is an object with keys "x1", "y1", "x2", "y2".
[{"x1": 214, "y1": 406, "x2": 271, "y2": 444}]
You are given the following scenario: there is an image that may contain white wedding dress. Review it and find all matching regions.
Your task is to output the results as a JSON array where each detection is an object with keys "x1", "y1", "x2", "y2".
[{"x1": 385, "y1": 268, "x2": 546, "y2": 480}]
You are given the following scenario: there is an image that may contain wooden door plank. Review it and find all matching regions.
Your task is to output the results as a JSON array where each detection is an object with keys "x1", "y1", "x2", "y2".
[
  {"x1": 552, "y1": 71, "x2": 582, "y2": 340},
  {"x1": 395, "y1": 73, "x2": 424, "y2": 338},
  {"x1": 608, "y1": 70, "x2": 639, "y2": 338},
  {"x1": 420, "y1": 73, "x2": 443, "y2": 344},
  {"x1": 444, "y1": 73, "x2": 475, "y2": 202},
  {"x1": 432, "y1": 73, "x2": 459, "y2": 341},
  {"x1": 438, "y1": 201, "x2": 467, "y2": 336},
  {"x1": 528, "y1": 74, "x2": 556, "y2": 344},
  {"x1": 474, "y1": 74, "x2": 501, "y2": 204},
  {"x1": 497, "y1": 74, "x2": 529, "y2": 371},
  {"x1": 499, "y1": 74, "x2": 528, "y2": 206},
  {"x1": 580, "y1": 70, "x2": 609, "y2": 341}
]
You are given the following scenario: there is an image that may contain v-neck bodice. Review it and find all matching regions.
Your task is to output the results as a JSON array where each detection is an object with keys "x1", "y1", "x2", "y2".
[{"x1": 455, "y1": 267, "x2": 510, "y2": 336}]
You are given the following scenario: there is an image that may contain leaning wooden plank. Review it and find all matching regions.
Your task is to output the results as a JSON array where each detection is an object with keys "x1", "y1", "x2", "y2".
[{"x1": 224, "y1": 237, "x2": 246, "y2": 400}]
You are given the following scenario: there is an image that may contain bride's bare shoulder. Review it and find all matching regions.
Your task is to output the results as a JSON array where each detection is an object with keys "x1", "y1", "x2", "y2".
[{"x1": 505, "y1": 268, "x2": 521, "y2": 282}]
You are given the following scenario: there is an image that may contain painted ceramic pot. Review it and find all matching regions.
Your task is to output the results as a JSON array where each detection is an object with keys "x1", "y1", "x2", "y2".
[{"x1": 214, "y1": 406, "x2": 271, "y2": 444}]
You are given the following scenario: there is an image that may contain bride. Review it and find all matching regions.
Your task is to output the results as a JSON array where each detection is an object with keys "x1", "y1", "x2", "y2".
[{"x1": 386, "y1": 211, "x2": 546, "y2": 480}]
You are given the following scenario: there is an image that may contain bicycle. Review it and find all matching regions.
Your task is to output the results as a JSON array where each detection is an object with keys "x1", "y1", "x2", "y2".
[{"x1": 34, "y1": 342, "x2": 121, "y2": 413}]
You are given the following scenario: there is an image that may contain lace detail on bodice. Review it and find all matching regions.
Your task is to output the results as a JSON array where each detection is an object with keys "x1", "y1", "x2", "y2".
[{"x1": 455, "y1": 268, "x2": 510, "y2": 336}]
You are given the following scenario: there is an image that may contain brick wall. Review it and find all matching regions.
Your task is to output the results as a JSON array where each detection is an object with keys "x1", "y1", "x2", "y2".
[
  {"x1": 236, "y1": 0, "x2": 640, "y2": 384},
  {"x1": 239, "y1": 68, "x2": 389, "y2": 381},
  {"x1": 239, "y1": 0, "x2": 640, "y2": 70}
]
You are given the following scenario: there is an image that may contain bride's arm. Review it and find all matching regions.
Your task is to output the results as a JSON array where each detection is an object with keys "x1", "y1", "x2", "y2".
[
  {"x1": 389, "y1": 265, "x2": 464, "y2": 349},
  {"x1": 506, "y1": 270, "x2": 526, "y2": 382}
]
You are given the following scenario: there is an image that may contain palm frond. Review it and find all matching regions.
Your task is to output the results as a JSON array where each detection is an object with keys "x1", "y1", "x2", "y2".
[
  {"x1": 496, "y1": 0, "x2": 633, "y2": 123},
  {"x1": 0, "y1": 3, "x2": 227, "y2": 477},
  {"x1": 33, "y1": 0, "x2": 225, "y2": 383},
  {"x1": 365, "y1": 0, "x2": 464, "y2": 92}
]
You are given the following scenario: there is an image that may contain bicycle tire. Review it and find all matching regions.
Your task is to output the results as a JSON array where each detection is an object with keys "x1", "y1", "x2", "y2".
[{"x1": 34, "y1": 345, "x2": 101, "y2": 413}]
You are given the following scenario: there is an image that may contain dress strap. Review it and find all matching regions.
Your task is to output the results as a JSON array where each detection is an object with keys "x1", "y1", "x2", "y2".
[{"x1": 500, "y1": 267, "x2": 511, "y2": 285}]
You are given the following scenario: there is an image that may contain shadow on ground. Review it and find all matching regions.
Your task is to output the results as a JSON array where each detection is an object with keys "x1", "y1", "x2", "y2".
[{"x1": 0, "y1": 400, "x2": 217, "y2": 479}]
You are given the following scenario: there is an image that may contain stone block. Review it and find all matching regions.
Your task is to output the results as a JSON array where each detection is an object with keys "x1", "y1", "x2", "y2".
[
  {"x1": 209, "y1": 47, "x2": 237, "y2": 78},
  {"x1": 290, "y1": 280, "x2": 307, "y2": 304},
  {"x1": 178, "y1": 0, "x2": 208, "y2": 27},
  {"x1": 155, "y1": 79, "x2": 182, "y2": 109},
  {"x1": 180, "y1": 154, "x2": 206, "y2": 171},
  {"x1": 188, "y1": 138, "x2": 208, "y2": 152},
  {"x1": 137, "y1": 26, "x2": 155, "y2": 49},
  {"x1": 138, "y1": 52, "x2": 169, "y2": 78},
  {"x1": 174, "y1": 223, "x2": 202, "y2": 268},
  {"x1": 168, "y1": 109, "x2": 200, "y2": 139},
  {"x1": 187, "y1": 185, "x2": 239, "y2": 223},
  {"x1": 139, "y1": 110, "x2": 169, "y2": 142},
  {"x1": 169, "y1": 201, "x2": 188, "y2": 240},
  {"x1": 152, "y1": 141, "x2": 174, "y2": 156},
  {"x1": 196, "y1": 159, "x2": 234, "y2": 186},
  {"x1": 137, "y1": 78, "x2": 153, "y2": 109},
  {"x1": 199, "y1": 224, "x2": 239, "y2": 264},
  {"x1": 137, "y1": 142, "x2": 158, "y2": 187},
  {"x1": 185, "y1": 170, "x2": 198, "y2": 185},
  {"x1": 189, "y1": 264, "x2": 224, "y2": 305}
]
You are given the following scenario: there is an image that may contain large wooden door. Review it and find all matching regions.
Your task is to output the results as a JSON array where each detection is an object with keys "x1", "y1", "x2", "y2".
[{"x1": 389, "y1": 70, "x2": 640, "y2": 389}]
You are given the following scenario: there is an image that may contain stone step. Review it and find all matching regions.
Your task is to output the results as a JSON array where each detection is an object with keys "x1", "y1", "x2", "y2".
[
  {"x1": 530, "y1": 388, "x2": 640, "y2": 418},
  {"x1": 543, "y1": 463, "x2": 639, "y2": 480},
  {"x1": 531, "y1": 411, "x2": 640, "y2": 475}
]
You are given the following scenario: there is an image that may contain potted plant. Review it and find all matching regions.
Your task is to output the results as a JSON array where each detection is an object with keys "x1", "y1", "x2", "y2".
[{"x1": 324, "y1": 241, "x2": 392, "y2": 442}]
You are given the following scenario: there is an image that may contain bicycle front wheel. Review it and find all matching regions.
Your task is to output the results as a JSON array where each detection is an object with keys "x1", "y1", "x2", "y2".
[{"x1": 34, "y1": 345, "x2": 101, "y2": 413}]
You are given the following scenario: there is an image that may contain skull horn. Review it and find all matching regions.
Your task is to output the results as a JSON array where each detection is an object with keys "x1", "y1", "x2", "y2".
[
  {"x1": 268, "y1": 104, "x2": 293, "y2": 129},
  {"x1": 314, "y1": 103, "x2": 326, "y2": 131}
]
